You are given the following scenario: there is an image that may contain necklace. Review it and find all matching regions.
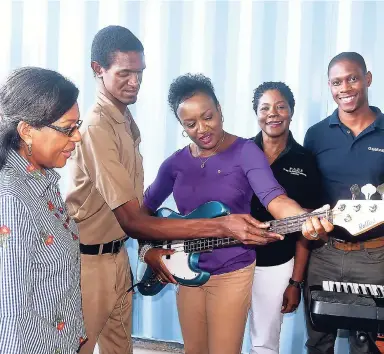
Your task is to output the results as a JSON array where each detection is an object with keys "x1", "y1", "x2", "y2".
[
  {"x1": 265, "y1": 146, "x2": 285, "y2": 162},
  {"x1": 196, "y1": 132, "x2": 226, "y2": 168}
]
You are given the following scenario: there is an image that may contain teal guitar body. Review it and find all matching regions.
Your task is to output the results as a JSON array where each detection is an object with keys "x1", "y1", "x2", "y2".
[{"x1": 137, "y1": 201, "x2": 231, "y2": 296}]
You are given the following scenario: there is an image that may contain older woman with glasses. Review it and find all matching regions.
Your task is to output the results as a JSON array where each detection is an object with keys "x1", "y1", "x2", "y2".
[{"x1": 0, "y1": 67, "x2": 86, "y2": 354}]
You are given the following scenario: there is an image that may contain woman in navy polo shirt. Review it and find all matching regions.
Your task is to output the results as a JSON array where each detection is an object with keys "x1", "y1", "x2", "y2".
[{"x1": 249, "y1": 82, "x2": 323, "y2": 354}]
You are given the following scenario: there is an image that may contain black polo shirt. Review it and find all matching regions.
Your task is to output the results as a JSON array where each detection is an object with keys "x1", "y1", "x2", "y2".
[
  {"x1": 251, "y1": 132, "x2": 323, "y2": 267},
  {"x1": 304, "y1": 106, "x2": 384, "y2": 241}
]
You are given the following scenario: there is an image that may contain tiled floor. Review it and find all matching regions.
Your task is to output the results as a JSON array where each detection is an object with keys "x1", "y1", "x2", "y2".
[
  {"x1": 94, "y1": 344, "x2": 178, "y2": 354},
  {"x1": 94, "y1": 349, "x2": 172, "y2": 354},
  {"x1": 134, "y1": 349, "x2": 173, "y2": 354},
  {"x1": 94, "y1": 347, "x2": 173, "y2": 354}
]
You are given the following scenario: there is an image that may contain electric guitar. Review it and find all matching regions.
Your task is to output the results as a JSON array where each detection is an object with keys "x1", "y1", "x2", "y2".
[{"x1": 137, "y1": 199, "x2": 384, "y2": 296}]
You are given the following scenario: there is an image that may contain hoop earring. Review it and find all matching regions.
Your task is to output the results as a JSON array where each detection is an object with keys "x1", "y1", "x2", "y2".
[
  {"x1": 182, "y1": 130, "x2": 188, "y2": 138},
  {"x1": 27, "y1": 143, "x2": 32, "y2": 156}
]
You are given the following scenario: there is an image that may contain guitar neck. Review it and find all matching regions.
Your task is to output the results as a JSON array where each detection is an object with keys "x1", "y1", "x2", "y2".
[
  {"x1": 269, "y1": 209, "x2": 333, "y2": 235},
  {"x1": 184, "y1": 210, "x2": 333, "y2": 253},
  {"x1": 184, "y1": 237, "x2": 240, "y2": 253}
]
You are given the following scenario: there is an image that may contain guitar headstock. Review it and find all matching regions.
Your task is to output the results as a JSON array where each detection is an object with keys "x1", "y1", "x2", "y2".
[{"x1": 332, "y1": 200, "x2": 384, "y2": 236}]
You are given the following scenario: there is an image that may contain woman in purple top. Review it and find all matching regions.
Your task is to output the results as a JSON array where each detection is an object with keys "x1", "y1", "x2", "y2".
[{"x1": 141, "y1": 74, "x2": 332, "y2": 354}]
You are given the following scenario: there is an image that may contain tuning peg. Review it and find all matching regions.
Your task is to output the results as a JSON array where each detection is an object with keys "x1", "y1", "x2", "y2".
[
  {"x1": 361, "y1": 184, "x2": 376, "y2": 200},
  {"x1": 377, "y1": 183, "x2": 384, "y2": 200},
  {"x1": 350, "y1": 184, "x2": 360, "y2": 200}
]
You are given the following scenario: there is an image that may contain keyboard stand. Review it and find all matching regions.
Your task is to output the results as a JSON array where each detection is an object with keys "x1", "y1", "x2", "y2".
[{"x1": 356, "y1": 331, "x2": 381, "y2": 354}]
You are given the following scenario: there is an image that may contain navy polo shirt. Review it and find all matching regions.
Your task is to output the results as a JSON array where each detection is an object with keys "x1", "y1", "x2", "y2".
[
  {"x1": 251, "y1": 131, "x2": 323, "y2": 266},
  {"x1": 304, "y1": 106, "x2": 384, "y2": 240}
]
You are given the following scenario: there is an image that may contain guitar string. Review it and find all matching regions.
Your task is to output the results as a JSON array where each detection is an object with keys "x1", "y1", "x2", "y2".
[
  {"x1": 147, "y1": 208, "x2": 369, "y2": 254},
  {"x1": 146, "y1": 209, "x2": 344, "y2": 253},
  {"x1": 143, "y1": 210, "x2": 366, "y2": 253}
]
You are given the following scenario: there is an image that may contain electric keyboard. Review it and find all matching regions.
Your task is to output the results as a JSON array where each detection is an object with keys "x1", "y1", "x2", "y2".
[
  {"x1": 322, "y1": 281, "x2": 384, "y2": 297},
  {"x1": 309, "y1": 281, "x2": 384, "y2": 333}
]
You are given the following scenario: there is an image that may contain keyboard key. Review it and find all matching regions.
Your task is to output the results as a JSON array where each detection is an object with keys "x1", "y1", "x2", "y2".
[
  {"x1": 377, "y1": 285, "x2": 384, "y2": 297},
  {"x1": 370, "y1": 285, "x2": 379, "y2": 297},
  {"x1": 347, "y1": 283, "x2": 355, "y2": 294},
  {"x1": 359, "y1": 285, "x2": 367, "y2": 295},
  {"x1": 365, "y1": 284, "x2": 372, "y2": 296},
  {"x1": 352, "y1": 283, "x2": 361, "y2": 294},
  {"x1": 340, "y1": 282, "x2": 347, "y2": 292},
  {"x1": 323, "y1": 281, "x2": 330, "y2": 291},
  {"x1": 329, "y1": 281, "x2": 336, "y2": 292},
  {"x1": 335, "y1": 282, "x2": 342, "y2": 292}
]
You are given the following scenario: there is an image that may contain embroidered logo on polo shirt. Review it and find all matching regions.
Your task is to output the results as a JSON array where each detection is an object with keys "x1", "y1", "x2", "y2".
[
  {"x1": 283, "y1": 167, "x2": 307, "y2": 177},
  {"x1": 368, "y1": 147, "x2": 384, "y2": 153}
]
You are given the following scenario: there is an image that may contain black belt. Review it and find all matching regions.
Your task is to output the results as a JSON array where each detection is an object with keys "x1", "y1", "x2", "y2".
[{"x1": 80, "y1": 236, "x2": 128, "y2": 255}]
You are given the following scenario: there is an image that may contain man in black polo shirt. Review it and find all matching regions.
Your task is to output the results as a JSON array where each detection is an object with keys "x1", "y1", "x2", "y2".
[{"x1": 304, "y1": 52, "x2": 384, "y2": 354}]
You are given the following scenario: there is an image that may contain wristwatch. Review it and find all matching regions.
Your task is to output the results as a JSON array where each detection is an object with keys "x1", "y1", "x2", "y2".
[{"x1": 289, "y1": 278, "x2": 304, "y2": 289}]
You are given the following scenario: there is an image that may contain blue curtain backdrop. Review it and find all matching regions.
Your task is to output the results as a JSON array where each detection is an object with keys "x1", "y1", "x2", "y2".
[{"x1": 1, "y1": 1, "x2": 383, "y2": 353}]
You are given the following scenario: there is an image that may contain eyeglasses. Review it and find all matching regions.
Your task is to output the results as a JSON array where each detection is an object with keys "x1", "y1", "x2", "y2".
[{"x1": 46, "y1": 120, "x2": 83, "y2": 137}]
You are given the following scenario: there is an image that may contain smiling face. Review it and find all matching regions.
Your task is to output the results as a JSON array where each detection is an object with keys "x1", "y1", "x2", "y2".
[
  {"x1": 18, "y1": 103, "x2": 81, "y2": 170},
  {"x1": 177, "y1": 92, "x2": 224, "y2": 151},
  {"x1": 328, "y1": 59, "x2": 372, "y2": 114},
  {"x1": 256, "y1": 89, "x2": 292, "y2": 138}
]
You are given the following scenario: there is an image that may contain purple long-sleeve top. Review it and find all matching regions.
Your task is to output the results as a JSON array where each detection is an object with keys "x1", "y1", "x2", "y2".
[{"x1": 143, "y1": 137, "x2": 286, "y2": 275}]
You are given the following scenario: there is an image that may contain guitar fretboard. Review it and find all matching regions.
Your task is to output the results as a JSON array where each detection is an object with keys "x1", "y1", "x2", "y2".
[{"x1": 184, "y1": 210, "x2": 333, "y2": 253}]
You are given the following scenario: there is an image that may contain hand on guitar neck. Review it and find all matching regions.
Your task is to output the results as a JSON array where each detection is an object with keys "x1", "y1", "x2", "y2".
[
  {"x1": 266, "y1": 194, "x2": 333, "y2": 242},
  {"x1": 219, "y1": 214, "x2": 284, "y2": 245},
  {"x1": 302, "y1": 204, "x2": 334, "y2": 241}
]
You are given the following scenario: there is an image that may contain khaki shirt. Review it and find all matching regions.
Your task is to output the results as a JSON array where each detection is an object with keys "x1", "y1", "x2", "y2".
[{"x1": 65, "y1": 92, "x2": 144, "y2": 244}]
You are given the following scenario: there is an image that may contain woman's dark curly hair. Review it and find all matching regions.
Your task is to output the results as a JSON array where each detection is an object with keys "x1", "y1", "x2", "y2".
[
  {"x1": 252, "y1": 81, "x2": 295, "y2": 114},
  {"x1": 168, "y1": 73, "x2": 219, "y2": 119}
]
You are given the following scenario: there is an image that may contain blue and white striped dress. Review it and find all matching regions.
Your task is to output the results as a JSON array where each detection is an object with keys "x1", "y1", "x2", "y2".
[{"x1": 0, "y1": 150, "x2": 86, "y2": 354}]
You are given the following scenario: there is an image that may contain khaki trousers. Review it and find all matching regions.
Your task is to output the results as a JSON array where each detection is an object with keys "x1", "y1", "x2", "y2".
[
  {"x1": 176, "y1": 261, "x2": 255, "y2": 354},
  {"x1": 79, "y1": 247, "x2": 132, "y2": 354}
]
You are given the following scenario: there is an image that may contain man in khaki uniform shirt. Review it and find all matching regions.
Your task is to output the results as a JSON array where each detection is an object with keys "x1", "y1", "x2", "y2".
[
  {"x1": 67, "y1": 94, "x2": 143, "y2": 353},
  {"x1": 66, "y1": 24, "x2": 315, "y2": 354},
  {"x1": 66, "y1": 26, "x2": 146, "y2": 354}
]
